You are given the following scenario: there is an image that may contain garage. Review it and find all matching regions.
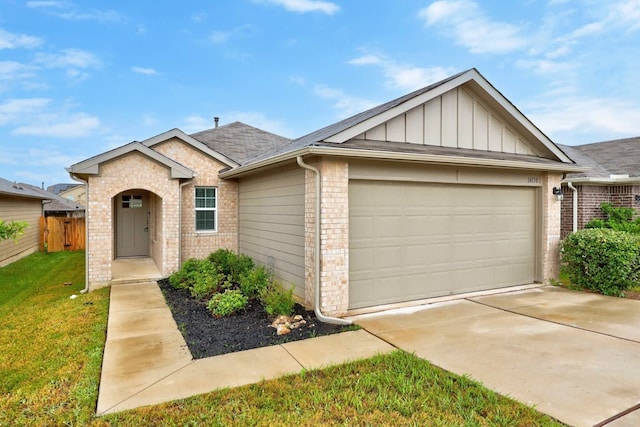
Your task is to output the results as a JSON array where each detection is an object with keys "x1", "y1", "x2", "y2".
[{"x1": 349, "y1": 179, "x2": 537, "y2": 309}]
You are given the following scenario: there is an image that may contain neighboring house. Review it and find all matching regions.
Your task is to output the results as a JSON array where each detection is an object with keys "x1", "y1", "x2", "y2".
[
  {"x1": 68, "y1": 68, "x2": 581, "y2": 316},
  {"x1": 0, "y1": 177, "x2": 48, "y2": 267},
  {"x1": 21, "y1": 183, "x2": 85, "y2": 218},
  {"x1": 48, "y1": 183, "x2": 87, "y2": 206},
  {"x1": 559, "y1": 137, "x2": 640, "y2": 239}
]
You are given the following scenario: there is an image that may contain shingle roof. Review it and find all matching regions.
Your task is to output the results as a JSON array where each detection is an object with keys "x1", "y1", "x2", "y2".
[
  {"x1": 20, "y1": 183, "x2": 85, "y2": 212},
  {"x1": 243, "y1": 70, "x2": 470, "y2": 166},
  {"x1": 560, "y1": 136, "x2": 640, "y2": 178},
  {"x1": 47, "y1": 183, "x2": 80, "y2": 194},
  {"x1": 190, "y1": 121, "x2": 292, "y2": 165},
  {"x1": 0, "y1": 177, "x2": 49, "y2": 199}
]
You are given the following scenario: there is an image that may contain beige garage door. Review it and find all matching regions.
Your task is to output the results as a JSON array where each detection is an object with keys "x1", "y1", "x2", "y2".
[{"x1": 349, "y1": 180, "x2": 536, "y2": 309}]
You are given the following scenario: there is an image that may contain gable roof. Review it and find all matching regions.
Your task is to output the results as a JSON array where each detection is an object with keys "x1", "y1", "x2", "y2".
[
  {"x1": 190, "y1": 121, "x2": 292, "y2": 165},
  {"x1": 0, "y1": 177, "x2": 49, "y2": 200},
  {"x1": 561, "y1": 136, "x2": 640, "y2": 182},
  {"x1": 224, "y1": 68, "x2": 578, "y2": 177},
  {"x1": 47, "y1": 183, "x2": 80, "y2": 194},
  {"x1": 68, "y1": 142, "x2": 194, "y2": 179}
]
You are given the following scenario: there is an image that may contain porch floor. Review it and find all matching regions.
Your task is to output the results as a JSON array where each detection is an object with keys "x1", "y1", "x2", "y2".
[{"x1": 112, "y1": 258, "x2": 163, "y2": 283}]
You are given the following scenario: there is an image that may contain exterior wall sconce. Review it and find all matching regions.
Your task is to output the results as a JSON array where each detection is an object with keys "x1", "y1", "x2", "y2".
[{"x1": 553, "y1": 187, "x2": 564, "y2": 202}]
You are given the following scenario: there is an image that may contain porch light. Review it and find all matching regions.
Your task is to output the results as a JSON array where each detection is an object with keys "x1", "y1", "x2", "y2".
[{"x1": 553, "y1": 187, "x2": 564, "y2": 202}]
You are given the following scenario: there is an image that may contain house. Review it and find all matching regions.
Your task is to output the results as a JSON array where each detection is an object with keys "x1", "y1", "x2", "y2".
[
  {"x1": 559, "y1": 137, "x2": 640, "y2": 239},
  {"x1": 68, "y1": 68, "x2": 582, "y2": 316},
  {"x1": 21, "y1": 183, "x2": 85, "y2": 218},
  {"x1": 48, "y1": 183, "x2": 87, "y2": 206},
  {"x1": 0, "y1": 178, "x2": 49, "y2": 267}
]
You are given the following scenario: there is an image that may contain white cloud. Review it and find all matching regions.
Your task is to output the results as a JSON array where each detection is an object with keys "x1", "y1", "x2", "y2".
[
  {"x1": 35, "y1": 48, "x2": 101, "y2": 69},
  {"x1": 418, "y1": 0, "x2": 529, "y2": 54},
  {"x1": 348, "y1": 54, "x2": 454, "y2": 91},
  {"x1": 142, "y1": 113, "x2": 158, "y2": 126},
  {"x1": 12, "y1": 113, "x2": 101, "y2": 138},
  {"x1": 131, "y1": 66, "x2": 160, "y2": 75},
  {"x1": 208, "y1": 24, "x2": 257, "y2": 45},
  {"x1": 26, "y1": 1, "x2": 65, "y2": 8},
  {"x1": 527, "y1": 95, "x2": 640, "y2": 144},
  {"x1": 313, "y1": 84, "x2": 379, "y2": 118},
  {"x1": 0, "y1": 98, "x2": 51, "y2": 125},
  {"x1": 27, "y1": 1, "x2": 126, "y2": 23},
  {"x1": 255, "y1": 0, "x2": 339, "y2": 15},
  {"x1": 0, "y1": 61, "x2": 37, "y2": 81},
  {"x1": 209, "y1": 31, "x2": 231, "y2": 44},
  {"x1": 0, "y1": 28, "x2": 43, "y2": 50}
]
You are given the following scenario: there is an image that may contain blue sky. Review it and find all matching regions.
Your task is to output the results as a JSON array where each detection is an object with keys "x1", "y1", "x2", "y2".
[{"x1": 2, "y1": 0, "x2": 640, "y2": 187}]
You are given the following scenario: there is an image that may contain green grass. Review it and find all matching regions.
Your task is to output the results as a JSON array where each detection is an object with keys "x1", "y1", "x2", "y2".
[
  {"x1": 0, "y1": 251, "x2": 109, "y2": 426},
  {"x1": 0, "y1": 251, "x2": 564, "y2": 426}
]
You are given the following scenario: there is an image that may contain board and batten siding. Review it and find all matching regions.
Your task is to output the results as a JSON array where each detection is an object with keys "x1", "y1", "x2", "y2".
[
  {"x1": 355, "y1": 86, "x2": 541, "y2": 157},
  {"x1": 238, "y1": 167, "x2": 306, "y2": 299},
  {"x1": 0, "y1": 195, "x2": 42, "y2": 267}
]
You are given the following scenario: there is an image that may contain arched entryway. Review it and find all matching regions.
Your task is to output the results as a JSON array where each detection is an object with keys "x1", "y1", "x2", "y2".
[{"x1": 115, "y1": 190, "x2": 151, "y2": 258}]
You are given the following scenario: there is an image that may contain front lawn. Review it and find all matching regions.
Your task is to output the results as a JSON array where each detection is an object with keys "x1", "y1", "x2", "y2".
[{"x1": 0, "y1": 251, "x2": 564, "y2": 426}]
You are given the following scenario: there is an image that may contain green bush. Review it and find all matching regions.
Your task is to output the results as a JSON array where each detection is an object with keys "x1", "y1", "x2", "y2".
[
  {"x1": 239, "y1": 265, "x2": 271, "y2": 299},
  {"x1": 207, "y1": 249, "x2": 255, "y2": 284},
  {"x1": 561, "y1": 228, "x2": 640, "y2": 296},
  {"x1": 189, "y1": 264, "x2": 224, "y2": 299},
  {"x1": 169, "y1": 258, "x2": 208, "y2": 290},
  {"x1": 207, "y1": 289, "x2": 248, "y2": 317},
  {"x1": 260, "y1": 280, "x2": 296, "y2": 317},
  {"x1": 585, "y1": 203, "x2": 640, "y2": 233}
]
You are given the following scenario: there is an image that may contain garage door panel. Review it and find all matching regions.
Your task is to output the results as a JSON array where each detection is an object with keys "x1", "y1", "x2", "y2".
[{"x1": 349, "y1": 180, "x2": 535, "y2": 309}]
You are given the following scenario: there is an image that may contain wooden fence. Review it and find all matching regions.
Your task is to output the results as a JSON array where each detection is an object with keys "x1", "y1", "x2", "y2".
[{"x1": 39, "y1": 217, "x2": 85, "y2": 252}]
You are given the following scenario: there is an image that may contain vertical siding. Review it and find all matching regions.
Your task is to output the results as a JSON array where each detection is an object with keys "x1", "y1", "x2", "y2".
[
  {"x1": 355, "y1": 85, "x2": 540, "y2": 157},
  {"x1": 238, "y1": 167, "x2": 305, "y2": 298},
  {"x1": 0, "y1": 195, "x2": 42, "y2": 267}
]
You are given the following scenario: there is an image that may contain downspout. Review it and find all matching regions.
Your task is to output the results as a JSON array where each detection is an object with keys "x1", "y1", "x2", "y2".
[
  {"x1": 567, "y1": 182, "x2": 578, "y2": 232},
  {"x1": 296, "y1": 156, "x2": 351, "y2": 325},
  {"x1": 70, "y1": 174, "x2": 90, "y2": 294}
]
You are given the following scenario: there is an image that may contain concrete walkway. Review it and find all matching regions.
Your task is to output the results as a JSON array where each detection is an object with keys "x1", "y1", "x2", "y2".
[
  {"x1": 97, "y1": 281, "x2": 394, "y2": 415},
  {"x1": 353, "y1": 286, "x2": 640, "y2": 427}
]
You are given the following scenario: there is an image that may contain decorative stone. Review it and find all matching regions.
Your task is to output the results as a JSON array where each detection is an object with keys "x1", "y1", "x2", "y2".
[{"x1": 276, "y1": 324, "x2": 291, "y2": 335}]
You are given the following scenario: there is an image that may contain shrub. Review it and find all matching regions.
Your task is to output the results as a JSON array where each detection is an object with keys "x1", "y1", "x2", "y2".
[
  {"x1": 585, "y1": 203, "x2": 640, "y2": 233},
  {"x1": 189, "y1": 264, "x2": 224, "y2": 299},
  {"x1": 207, "y1": 289, "x2": 248, "y2": 317},
  {"x1": 207, "y1": 249, "x2": 255, "y2": 284},
  {"x1": 561, "y1": 228, "x2": 640, "y2": 296},
  {"x1": 169, "y1": 258, "x2": 207, "y2": 290},
  {"x1": 239, "y1": 265, "x2": 271, "y2": 299},
  {"x1": 260, "y1": 280, "x2": 295, "y2": 317}
]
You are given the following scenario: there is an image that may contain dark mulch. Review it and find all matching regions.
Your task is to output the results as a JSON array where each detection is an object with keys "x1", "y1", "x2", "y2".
[{"x1": 157, "y1": 279, "x2": 354, "y2": 359}]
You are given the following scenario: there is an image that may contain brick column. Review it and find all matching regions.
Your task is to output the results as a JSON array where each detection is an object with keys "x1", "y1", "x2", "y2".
[
  {"x1": 541, "y1": 173, "x2": 562, "y2": 283},
  {"x1": 303, "y1": 158, "x2": 350, "y2": 316}
]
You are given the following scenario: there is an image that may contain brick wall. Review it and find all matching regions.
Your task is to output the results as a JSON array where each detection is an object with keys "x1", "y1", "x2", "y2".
[
  {"x1": 560, "y1": 184, "x2": 640, "y2": 239},
  {"x1": 303, "y1": 158, "x2": 350, "y2": 316},
  {"x1": 541, "y1": 173, "x2": 563, "y2": 284},
  {"x1": 154, "y1": 139, "x2": 238, "y2": 262}
]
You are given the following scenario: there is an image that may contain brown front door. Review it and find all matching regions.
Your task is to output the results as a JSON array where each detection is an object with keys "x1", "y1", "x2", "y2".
[{"x1": 116, "y1": 192, "x2": 149, "y2": 257}]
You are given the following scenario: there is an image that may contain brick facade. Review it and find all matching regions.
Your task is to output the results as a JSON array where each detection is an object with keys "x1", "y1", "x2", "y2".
[
  {"x1": 303, "y1": 159, "x2": 350, "y2": 316},
  {"x1": 541, "y1": 173, "x2": 563, "y2": 284},
  {"x1": 85, "y1": 139, "x2": 238, "y2": 290},
  {"x1": 560, "y1": 184, "x2": 640, "y2": 239}
]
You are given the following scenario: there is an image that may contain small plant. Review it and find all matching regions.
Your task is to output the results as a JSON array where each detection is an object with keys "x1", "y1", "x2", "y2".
[
  {"x1": 207, "y1": 289, "x2": 248, "y2": 317},
  {"x1": 0, "y1": 219, "x2": 28, "y2": 242},
  {"x1": 260, "y1": 280, "x2": 296, "y2": 317},
  {"x1": 169, "y1": 258, "x2": 206, "y2": 289},
  {"x1": 561, "y1": 228, "x2": 640, "y2": 296},
  {"x1": 208, "y1": 249, "x2": 255, "y2": 284},
  {"x1": 189, "y1": 264, "x2": 224, "y2": 299},
  {"x1": 239, "y1": 265, "x2": 271, "y2": 299},
  {"x1": 585, "y1": 202, "x2": 640, "y2": 233}
]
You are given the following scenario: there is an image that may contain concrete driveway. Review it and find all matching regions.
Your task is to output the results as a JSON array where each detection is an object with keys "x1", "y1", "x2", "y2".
[{"x1": 352, "y1": 286, "x2": 640, "y2": 427}]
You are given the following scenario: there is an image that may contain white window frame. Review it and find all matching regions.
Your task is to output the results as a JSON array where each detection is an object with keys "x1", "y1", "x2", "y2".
[{"x1": 195, "y1": 186, "x2": 217, "y2": 232}]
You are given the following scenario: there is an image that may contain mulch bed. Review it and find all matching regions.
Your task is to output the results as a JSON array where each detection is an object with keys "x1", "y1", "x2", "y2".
[{"x1": 157, "y1": 279, "x2": 353, "y2": 359}]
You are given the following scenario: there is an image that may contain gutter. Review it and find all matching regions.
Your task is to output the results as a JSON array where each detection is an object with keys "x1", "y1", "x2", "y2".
[
  {"x1": 566, "y1": 182, "x2": 578, "y2": 233},
  {"x1": 296, "y1": 156, "x2": 351, "y2": 326},
  {"x1": 221, "y1": 146, "x2": 586, "y2": 179},
  {"x1": 69, "y1": 172, "x2": 90, "y2": 294}
]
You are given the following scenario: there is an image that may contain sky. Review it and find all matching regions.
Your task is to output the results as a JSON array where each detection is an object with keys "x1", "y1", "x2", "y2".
[{"x1": 2, "y1": 0, "x2": 640, "y2": 187}]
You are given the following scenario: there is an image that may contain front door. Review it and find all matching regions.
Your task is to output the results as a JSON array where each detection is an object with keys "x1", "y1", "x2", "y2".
[{"x1": 116, "y1": 192, "x2": 149, "y2": 257}]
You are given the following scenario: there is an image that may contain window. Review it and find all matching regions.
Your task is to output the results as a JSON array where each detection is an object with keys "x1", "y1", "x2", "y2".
[
  {"x1": 195, "y1": 187, "x2": 217, "y2": 231},
  {"x1": 122, "y1": 194, "x2": 143, "y2": 208}
]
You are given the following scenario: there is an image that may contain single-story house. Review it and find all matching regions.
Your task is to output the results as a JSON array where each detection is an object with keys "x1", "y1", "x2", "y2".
[
  {"x1": 559, "y1": 137, "x2": 640, "y2": 239},
  {"x1": 21, "y1": 183, "x2": 85, "y2": 218},
  {"x1": 68, "y1": 68, "x2": 582, "y2": 316},
  {"x1": 0, "y1": 177, "x2": 49, "y2": 267}
]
